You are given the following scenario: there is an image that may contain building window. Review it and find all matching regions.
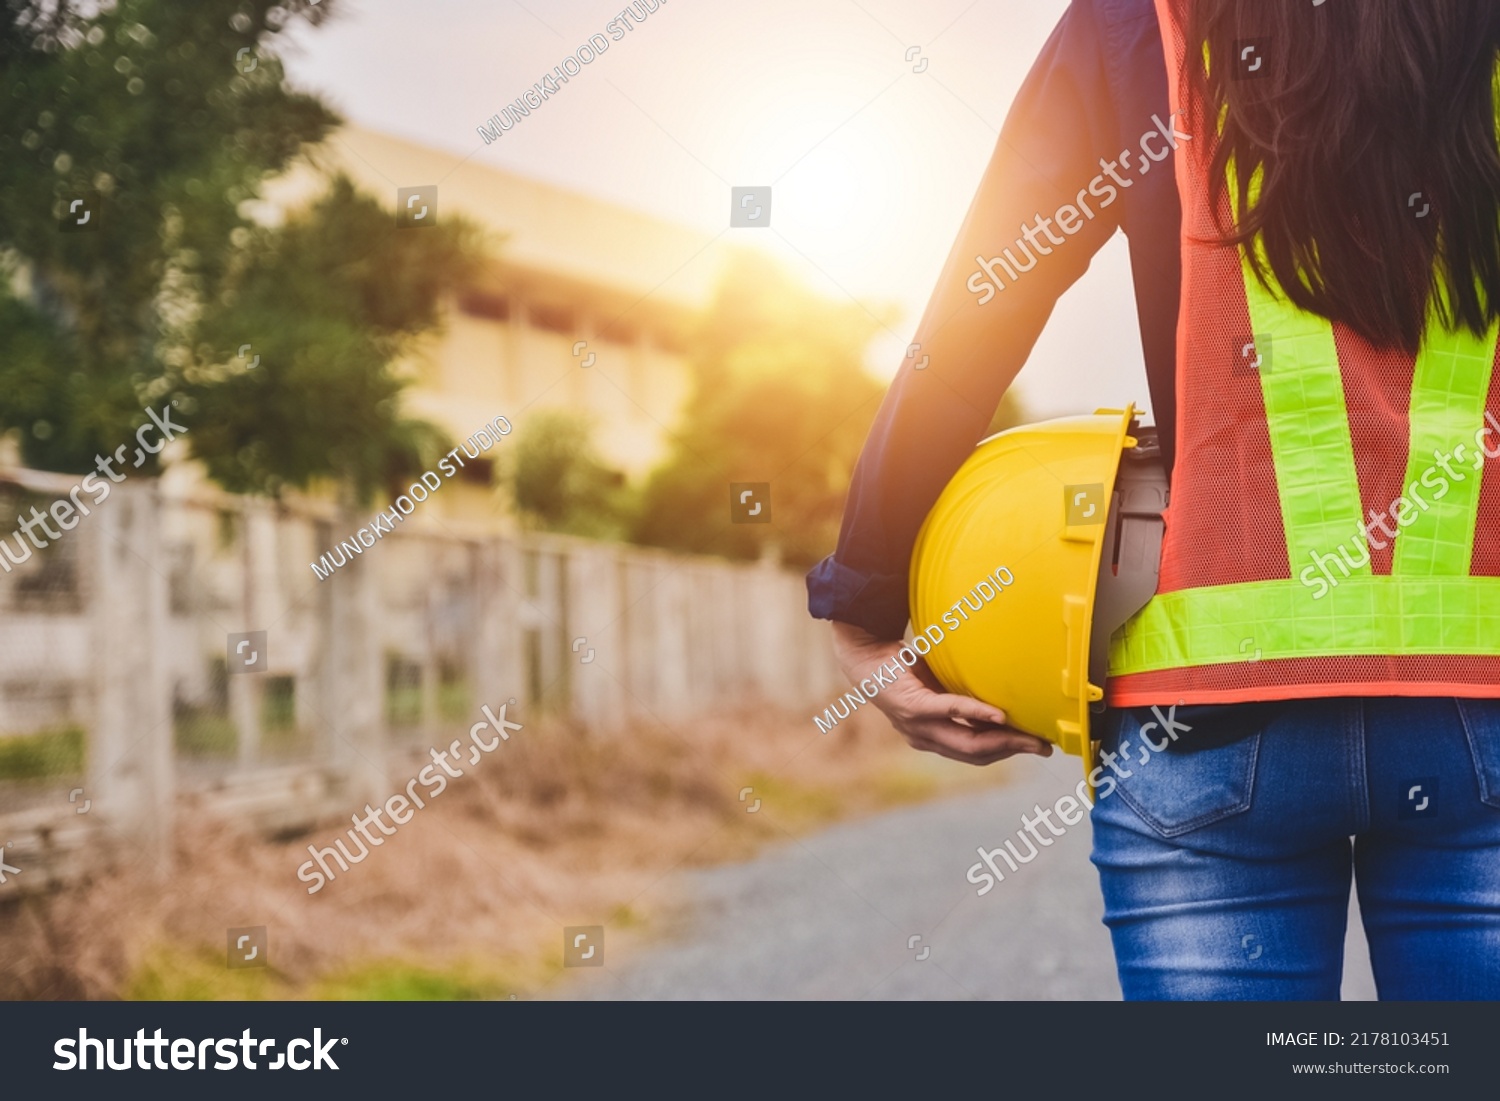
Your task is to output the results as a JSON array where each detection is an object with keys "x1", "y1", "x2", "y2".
[
  {"x1": 459, "y1": 457, "x2": 494, "y2": 486},
  {"x1": 457, "y1": 291, "x2": 511, "y2": 321},
  {"x1": 599, "y1": 320, "x2": 638, "y2": 345},
  {"x1": 653, "y1": 327, "x2": 688, "y2": 355},
  {"x1": 528, "y1": 303, "x2": 574, "y2": 335}
]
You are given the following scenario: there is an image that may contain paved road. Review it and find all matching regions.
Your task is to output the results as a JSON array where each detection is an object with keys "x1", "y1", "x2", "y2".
[{"x1": 553, "y1": 754, "x2": 1378, "y2": 1000}]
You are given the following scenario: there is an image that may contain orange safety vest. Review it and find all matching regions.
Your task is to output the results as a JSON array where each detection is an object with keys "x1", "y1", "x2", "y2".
[{"x1": 1108, "y1": 1, "x2": 1500, "y2": 706}]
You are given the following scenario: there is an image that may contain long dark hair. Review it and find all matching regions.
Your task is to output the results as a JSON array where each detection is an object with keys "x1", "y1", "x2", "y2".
[{"x1": 1170, "y1": 0, "x2": 1500, "y2": 355}]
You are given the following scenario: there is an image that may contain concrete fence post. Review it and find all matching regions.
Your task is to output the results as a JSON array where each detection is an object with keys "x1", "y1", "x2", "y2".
[
  {"x1": 315, "y1": 512, "x2": 386, "y2": 805},
  {"x1": 536, "y1": 547, "x2": 565, "y2": 711},
  {"x1": 651, "y1": 557, "x2": 693, "y2": 721},
  {"x1": 88, "y1": 480, "x2": 174, "y2": 876},
  {"x1": 469, "y1": 538, "x2": 521, "y2": 719},
  {"x1": 229, "y1": 496, "x2": 275, "y2": 767},
  {"x1": 565, "y1": 542, "x2": 625, "y2": 733}
]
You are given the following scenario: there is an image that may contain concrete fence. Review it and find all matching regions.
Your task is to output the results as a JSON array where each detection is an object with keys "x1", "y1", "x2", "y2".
[{"x1": 0, "y1": 469, "x2": 842, "y2": 893}]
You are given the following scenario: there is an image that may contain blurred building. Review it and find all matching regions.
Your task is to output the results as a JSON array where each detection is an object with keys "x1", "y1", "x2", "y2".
[{"x1": 263, "y1": 124, "x2": 729, "y2": 526}]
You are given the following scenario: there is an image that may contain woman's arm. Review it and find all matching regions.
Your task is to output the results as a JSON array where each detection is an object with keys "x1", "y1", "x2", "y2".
[
  {"x1": 809, "y1": 0, "x2": 1128, "y2": 640},
  {"x1": 812, "y1": 0, "x2": 1148, "y2": 761}
]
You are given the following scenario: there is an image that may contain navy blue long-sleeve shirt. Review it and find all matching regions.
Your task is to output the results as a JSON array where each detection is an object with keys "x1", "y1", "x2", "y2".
[{"x1": 806, "y1": 0, "x2": 1183, "y2": 640}]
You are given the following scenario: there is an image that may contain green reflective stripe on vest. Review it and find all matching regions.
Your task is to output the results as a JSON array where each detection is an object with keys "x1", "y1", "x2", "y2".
[
  {"x1": 1231, "y1": 161, "x2": 1370, "y2": 577},
  {"x1": 1241, "y1": 261, "x2": 1370, "y2": 576},
  {"x1": 1392, "y1": 320, "x2": 1499, "y2": 575},
  {"x1": 1108, "y1": 575, "x2": 1500, "y2": 674}
]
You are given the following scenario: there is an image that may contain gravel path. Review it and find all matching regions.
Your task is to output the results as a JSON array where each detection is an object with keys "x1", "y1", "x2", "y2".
[{"x1": 551, "y1": 754, "x2": 1379, "y2": 1000}]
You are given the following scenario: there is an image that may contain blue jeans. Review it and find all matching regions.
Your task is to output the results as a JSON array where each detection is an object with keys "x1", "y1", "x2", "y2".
[{"x1": 1090, "y1": 697, "x2": 1500, "y2": 1000}]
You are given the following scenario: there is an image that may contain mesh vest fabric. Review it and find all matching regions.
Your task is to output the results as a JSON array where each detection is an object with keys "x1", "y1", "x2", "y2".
[{"x1": 1107, "y1": 2, "x2": 1500, "y2": 706}]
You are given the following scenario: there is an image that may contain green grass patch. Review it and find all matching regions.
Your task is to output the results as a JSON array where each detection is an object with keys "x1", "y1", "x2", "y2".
[
  {"x1": 0, "y1": 725, "x2": 84, "y2": 781},
  {"x1": 175, "y1": 712, "x2": 238, "y2": 757},
  {"x1": 440, "y1": 681, "x2": 471, "y2": 722},
  {"x1": 124, "y1": 945, "x2": 289, "y2": 1001},
  {"x1": 262, "y1": 676, "x2": 297, "y2": 731},
  {"x1": 869, "y1": 766, "x2": 941, "y2": 808},
  {"x1": 125, "y1": 946, "x2": 528, "y2": 1001},
  {"x1": 607, "y1": 902, "x2": 646, "y2": 929},
  {"x1": 173, "y1": 681, "x2": 311, "y2": 758},
  {"x1": 386, "y1": 682, "x2": 473, "y2": 727},
  {"x1": 310, "y1": 958, "x2": 522, "y2": 1001},
  {"x1": 737, "y1": 771, "x2": 843, "y2": 830},
  {"x1": 386, "y1": 684, "x2": 423, "y2": 728}
]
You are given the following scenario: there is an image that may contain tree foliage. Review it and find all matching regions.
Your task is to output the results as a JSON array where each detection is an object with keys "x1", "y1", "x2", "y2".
[
  {"x1": 183, "y1": 177, "x2": 481, "y2": 499},
  {"x1": 501, "y1": 409, "x2": 630, "y2": 541},
  {"x1": 0, "y1": 0, "x2": 477, "y2": 498},
  {"x1": 632, "y1": 253, "x2": 891, "y2": 568}
]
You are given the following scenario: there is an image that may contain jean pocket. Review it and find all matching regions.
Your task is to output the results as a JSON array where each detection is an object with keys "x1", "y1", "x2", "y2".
[
  {"x1": 1455, "y1": 700, "x2": 1500, "y2": 810},
  {"x1": 1103, "y1": 707, "x2": 1262, "y2": 838}
]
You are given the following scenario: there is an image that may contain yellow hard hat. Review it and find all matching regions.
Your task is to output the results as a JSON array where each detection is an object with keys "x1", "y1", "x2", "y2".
[{"x1": 908, "y1": 406, "x2": 1165, "y2": 760}]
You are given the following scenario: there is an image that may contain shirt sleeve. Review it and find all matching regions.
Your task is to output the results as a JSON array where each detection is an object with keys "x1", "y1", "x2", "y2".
[{"x1": 806, "y1": 0, "x2": 1126, "y2": 640}]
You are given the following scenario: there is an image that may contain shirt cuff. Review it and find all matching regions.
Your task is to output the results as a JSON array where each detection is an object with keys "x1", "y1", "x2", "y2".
[{"x1": 805, "y1": 555, "x2": 911, "y2": 641}]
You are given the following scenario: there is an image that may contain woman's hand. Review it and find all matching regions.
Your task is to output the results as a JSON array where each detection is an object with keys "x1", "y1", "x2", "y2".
[{"x1": 831, "y1": 620, "x2": 1054, "y2": 766}]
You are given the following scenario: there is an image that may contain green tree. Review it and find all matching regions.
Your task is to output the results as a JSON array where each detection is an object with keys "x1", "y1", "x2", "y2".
[
  {"x1": 0, "y1": 0, "x2": 476, "y2": 497},
  {"x1": 501, "y1": 410, "x2": 630, "y2": 541},
  {"x1": 183, "y1": 177, "x2": 481, "y2": 500},
  {"x1": 632, "y1": 253, "x2": 891, "y2": 567}
]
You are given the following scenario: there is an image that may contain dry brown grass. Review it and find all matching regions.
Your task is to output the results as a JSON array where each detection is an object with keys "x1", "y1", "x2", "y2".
[{"x1": 0, "y1": 704, "x2": 997, "y2": 1000}]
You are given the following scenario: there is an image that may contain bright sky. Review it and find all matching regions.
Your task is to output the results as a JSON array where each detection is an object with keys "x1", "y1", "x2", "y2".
[{"x1": 280, "y1": 0, "x2": 1152, "y2": 421}]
